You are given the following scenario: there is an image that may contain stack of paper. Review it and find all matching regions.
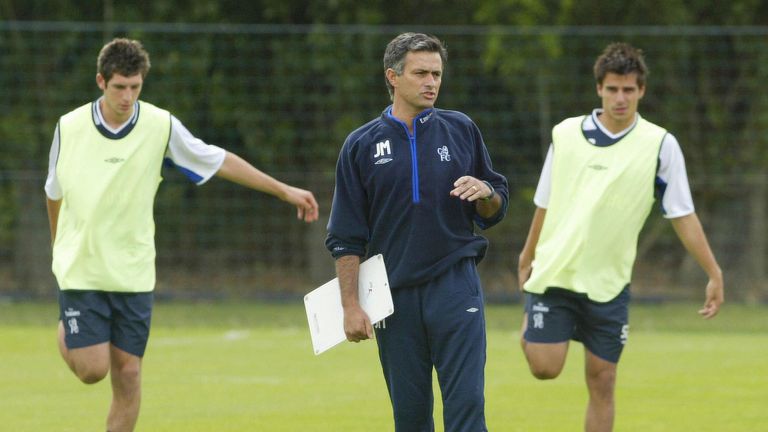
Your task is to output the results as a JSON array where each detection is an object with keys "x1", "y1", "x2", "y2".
[{"x1": 304, "y1": 254, "x2": 394, "y2": 355}]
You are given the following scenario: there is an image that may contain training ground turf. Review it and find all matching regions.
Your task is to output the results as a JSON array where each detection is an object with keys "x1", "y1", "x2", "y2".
[{"x1": 1, "y1": 301, "x2": 766, "y2": 431}]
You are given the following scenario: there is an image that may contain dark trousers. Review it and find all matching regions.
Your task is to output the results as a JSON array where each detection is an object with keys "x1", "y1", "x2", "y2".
[{"x1": 375, "y1": 258, "x2": 488, "y2": 432}]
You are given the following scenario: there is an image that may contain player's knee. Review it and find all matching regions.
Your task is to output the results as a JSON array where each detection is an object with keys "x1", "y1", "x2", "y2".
[
  {"x1": 587, "y1": 367, "x2": 616, "y2": 389},
  {"x1": 65, "y1": 353, "x2": 110, "y2": 384},
  {"x1": 523, "y1": 349, "x2": 564, "y2": 379},
  {"x1": 112, "y1": 361, "x2": 141, "y2": 383},
  {"x1": 75, "y1": 367, "x2": 109, "y2": 384},
  {"x1": 528, "y1": 363, "x2": 562, "y2": 380}
]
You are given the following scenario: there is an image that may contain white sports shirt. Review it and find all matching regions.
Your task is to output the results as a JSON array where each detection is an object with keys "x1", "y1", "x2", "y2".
[
  {"x1": 533, "y1": 109, "x2": 695, "y2": 218},
  {"x1": 45, "y1": 98, "x2": 226, "y2": 200}
]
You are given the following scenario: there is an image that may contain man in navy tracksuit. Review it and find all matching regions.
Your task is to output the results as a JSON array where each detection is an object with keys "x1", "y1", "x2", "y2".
[{"x1": 326, "y1": 33, "x2": 508, "y2": 432}]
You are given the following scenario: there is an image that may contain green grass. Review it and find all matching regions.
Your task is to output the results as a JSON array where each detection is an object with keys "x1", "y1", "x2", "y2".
[{"x1": 1, "y1": 301, "x2": 766, "y2": 431}]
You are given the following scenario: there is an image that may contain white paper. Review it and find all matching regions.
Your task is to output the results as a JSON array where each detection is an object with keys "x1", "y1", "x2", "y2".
[{"x1": 304, "y1": 254, "x2": 393, "y2": 355}]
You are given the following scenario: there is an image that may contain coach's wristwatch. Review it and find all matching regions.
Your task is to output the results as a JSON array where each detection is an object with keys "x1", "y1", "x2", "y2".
[{"x1": 481, "y1": 180, "x2": 495, "y2": 201}]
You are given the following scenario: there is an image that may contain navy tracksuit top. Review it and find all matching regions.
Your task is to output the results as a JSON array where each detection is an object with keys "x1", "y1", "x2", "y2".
[{"x1": 326, "y1": 106, "x2": 509, "y2": 290}]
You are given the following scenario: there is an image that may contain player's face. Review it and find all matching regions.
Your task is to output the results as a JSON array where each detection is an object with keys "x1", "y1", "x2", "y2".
[
  {"x1": 388, "y1": 51, "x2": 442, "y2": 116},
  {"x1": 596, "y1": 72, "x2": 645, "y2": 133},
  {"x1": 96, "y1": 72, "x2": 143, "y2": 124}
]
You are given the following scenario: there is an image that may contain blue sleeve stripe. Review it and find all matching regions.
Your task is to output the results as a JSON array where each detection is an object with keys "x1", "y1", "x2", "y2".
[
  {"x1": 163, "y1": 157, "x2": 204, "y2": 183},
  {"x1": 654, "y1": 175, "x2": 668, "y2": 215}
]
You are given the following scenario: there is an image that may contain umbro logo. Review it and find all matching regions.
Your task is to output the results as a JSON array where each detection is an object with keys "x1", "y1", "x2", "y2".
[
  {"x1": 466, "y1": 307, "x2": 479, "y2": 313},
  {"x1": 375, "y1": 158, "x2": 393, "y2": 165},
  {"x1": 588, "y1": 164, "x2": 608, "y2": 171},
  {"x1": 105, "y1": 157, "x2": 125, "y2": 164}
]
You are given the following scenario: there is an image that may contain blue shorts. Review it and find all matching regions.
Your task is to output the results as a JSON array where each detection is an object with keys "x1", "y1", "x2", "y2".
[
  {"x1": 523, "y1": 286, "x2": 630, "y2": 363},
  {"x1": 58, "y1": 290, "x2": 153, "y2": 357}
]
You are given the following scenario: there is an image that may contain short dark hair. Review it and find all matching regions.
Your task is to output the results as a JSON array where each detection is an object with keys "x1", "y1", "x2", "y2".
[
  {"x1": 383, "y1": 33, "x2": 447, "y2": 99},
  {"x1": 593, "y1": 42, "x2": 648, "y2": 88},
  {"x1": 97, "y1": 38, "x2": 151, "y2": 83}
]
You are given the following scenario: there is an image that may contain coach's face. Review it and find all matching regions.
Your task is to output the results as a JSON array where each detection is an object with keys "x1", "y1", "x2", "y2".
[
  {"x1": 388, "y1": 51, "x2": 442, "y2": 116},
  {"x1": 597, "y1": 72, "x2": 645, "y2": 133},
  {"x1": 97, "y1": 72, "x2": 143, "y2": 126}
]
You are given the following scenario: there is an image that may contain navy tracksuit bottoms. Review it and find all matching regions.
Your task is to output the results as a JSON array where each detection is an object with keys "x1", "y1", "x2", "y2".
[{"x1": 374, "y1": 257, "x2": 487, "y2": 432}]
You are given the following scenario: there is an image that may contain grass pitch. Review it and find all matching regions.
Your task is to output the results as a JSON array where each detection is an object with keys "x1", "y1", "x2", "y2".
[{"x1": 1, "y1": 301, "x2": 766, "y2": 431}]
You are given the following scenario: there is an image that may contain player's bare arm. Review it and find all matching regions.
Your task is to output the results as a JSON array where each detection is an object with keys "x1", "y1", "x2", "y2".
[
  {"x1": 336, "y1": 255, "x2": 373, "y2": 342},
  {"x1": 518, "y1": 207, "x2": 547, "y2": 291},
  {"x1": 215, "y1": 151, "x2": 319, "y2": 222},
  {"x1": 670, "y1": 213, "x2": 724, "y2": 319},
  {"x1": 46, "y1": 198, "x2": 62, "y2": 247}
]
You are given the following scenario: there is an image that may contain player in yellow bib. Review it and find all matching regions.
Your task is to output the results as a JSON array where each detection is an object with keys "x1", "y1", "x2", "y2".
[
  {"x1": 45, "y1": 38, "x2": 319, "y2": 432},
  {"x1": 517, "y1": 43, "x2": 724, "y2": 432}
]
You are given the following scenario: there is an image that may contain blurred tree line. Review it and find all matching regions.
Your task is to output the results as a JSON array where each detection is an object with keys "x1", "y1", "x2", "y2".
[
  {"x1": 1, "y1": 0, "x2": 765, "y2": 300},
  {"x1": 0, "y1": 0, "x2": 768, "y2": 181}
]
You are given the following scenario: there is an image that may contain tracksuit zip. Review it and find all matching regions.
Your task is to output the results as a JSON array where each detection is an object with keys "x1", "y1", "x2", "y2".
[
  {"x1": 409, "y1": 123, "x2": 419, "y2": 203},
  {"x1": 388, "y1": 109, "x2": 429, "y2": 204}
]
